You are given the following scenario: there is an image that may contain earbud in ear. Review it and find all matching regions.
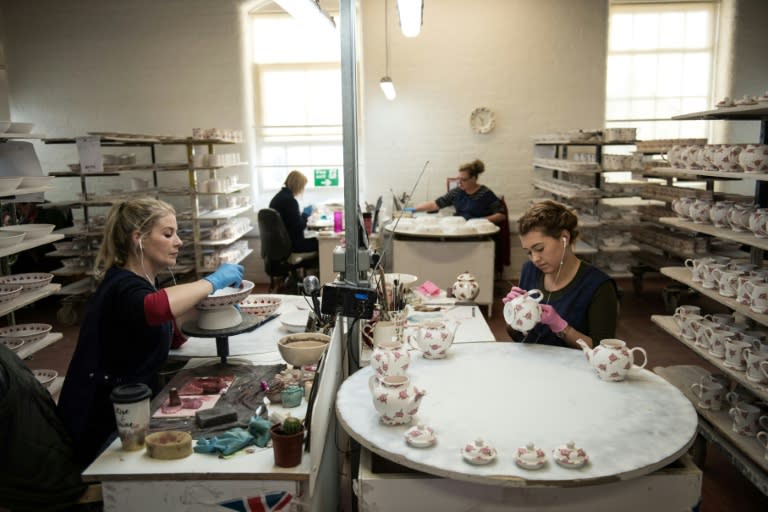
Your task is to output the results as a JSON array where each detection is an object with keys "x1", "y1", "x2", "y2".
[
  {"x1": 139, "y1": 238, "x2": 144, "y2": 251},
  {"x1": 562, "y1": 237, "x2": 567, "y2": 247}
]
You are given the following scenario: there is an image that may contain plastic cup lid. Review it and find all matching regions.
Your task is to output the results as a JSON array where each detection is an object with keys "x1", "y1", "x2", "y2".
[{"x1": 110, "y1": 383, "x2": 152, "y2": 403}]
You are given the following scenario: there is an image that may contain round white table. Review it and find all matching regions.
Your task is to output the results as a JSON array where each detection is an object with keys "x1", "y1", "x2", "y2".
[{"x1": 336, "y1": 342, "x2": 697, "y2": 487}]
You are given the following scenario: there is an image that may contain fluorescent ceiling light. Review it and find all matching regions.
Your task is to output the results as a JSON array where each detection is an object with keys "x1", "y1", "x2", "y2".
[
  {"x1": 273, "y1": 0, "x2": 336, "y2": 30},
  {"x1": 397, "y1": 0, "x2": 423, "y2": 37},
  {"x1": 380, "y1": 77, "x2": 397, "y2": 101}
]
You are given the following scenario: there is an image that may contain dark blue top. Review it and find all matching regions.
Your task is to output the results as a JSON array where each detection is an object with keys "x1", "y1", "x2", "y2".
[
  {"x1": 434, "y1": 185, "x2": 502, "y2": 220},
  {"x1": 518, "y1": 261, "x2": 616, "y2": 348},
  {"x1": 269, "y1": 187, "x2": 318, "y2": 253},
  {"x1": 58, "y1": 267, "x2": 171, "y2": 467}
]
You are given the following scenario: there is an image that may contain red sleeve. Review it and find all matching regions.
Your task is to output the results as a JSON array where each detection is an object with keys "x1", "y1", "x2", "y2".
[{"x1": 143, "y1": 289, "x2": 174, "y2": 325}]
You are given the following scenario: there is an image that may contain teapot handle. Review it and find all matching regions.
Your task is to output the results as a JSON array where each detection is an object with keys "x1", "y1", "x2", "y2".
[
  {"x1": 629, "y1": 346, "x2": 647, "y2": 369},
  {"x1": 527, "y1": 289, "x2": 544, "y2": 303}
]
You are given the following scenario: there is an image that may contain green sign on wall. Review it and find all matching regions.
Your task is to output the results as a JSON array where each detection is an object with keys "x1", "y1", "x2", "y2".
[{"x1": 314, "y1": 168, "x2": 340, "y2": 187}]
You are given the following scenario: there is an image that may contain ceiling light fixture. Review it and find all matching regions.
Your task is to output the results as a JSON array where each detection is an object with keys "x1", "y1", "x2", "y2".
[
  {"x1": 272, "y1": 0, "x2": 336, "y2": 30},
  {"x1": 380, "y1": 0, "x2": 397, "y2": 100},
  {"x1": 396, "y1": 0, "x2": 423, "y2": 38}
]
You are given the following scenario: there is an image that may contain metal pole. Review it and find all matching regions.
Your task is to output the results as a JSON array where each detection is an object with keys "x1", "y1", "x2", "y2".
[{"x1": 340, "y1": 0, "x2": 363, "y2": 286}]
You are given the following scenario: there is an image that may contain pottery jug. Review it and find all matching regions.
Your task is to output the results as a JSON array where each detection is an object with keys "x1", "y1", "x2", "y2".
[
  {"x1": 689, "y1": 199, "x2": 712, "y2": 224},
  {"x1": 371, "y1": 339, "x2": 411, "y2": 379},
  {"x1": 576, "y1": 338, "x2": 647, "y2": 382},
  {"x1": 503, "y1": 289, "x2": 544, "y2": 333},
  {"x1": 748, "y1": 208, "x2": 768, "y2": 238},
  {"x1": 409, "y1": 320, "x2": 458, "y2": 359},
  {"x1": 709, "y1": 201, "x2": 733, "y2": 228},
  {"x1": 739, "y1": 144, "x2": 768, "y2": 173},
  {"x1": 368, "y1": 375, "x2": 426, "y2": 425},
  {"x1": 452, "y1": 271, "x2": 480, "y2": 301}
]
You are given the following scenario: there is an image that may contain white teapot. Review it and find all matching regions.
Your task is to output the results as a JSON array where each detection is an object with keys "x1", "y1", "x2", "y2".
[
  {"x1": 503, "y1": 289, "x2": 544, "y2": 333},
  {"x1": 408, "y1": 320, "x2": 458, "y2": 359},
  {"x1": 368, "y1": 375, "x2": 426, "y2": 425},
  {"x1": 576, "y1": 338, "x2": 647, "y2": 382},
  {"x1": 370, "y1": 339, "x2": 411, "y2": 379},
  {"x1": 452, "y1": 271, "x2": 479, "y2": 301}
]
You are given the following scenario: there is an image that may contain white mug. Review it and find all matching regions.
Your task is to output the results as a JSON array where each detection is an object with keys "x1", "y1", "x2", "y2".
[
  {"x1": 729, "y1": 402, "x2": 768, "y2": 437},
  {"x1": 690, "y1": 380, "x2": 724, "y2": 410}
]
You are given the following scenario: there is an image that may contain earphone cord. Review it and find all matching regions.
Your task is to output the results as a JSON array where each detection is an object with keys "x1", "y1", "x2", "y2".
[{"x1": 522, "y1": 240, "x2": 566, "y2": 344}]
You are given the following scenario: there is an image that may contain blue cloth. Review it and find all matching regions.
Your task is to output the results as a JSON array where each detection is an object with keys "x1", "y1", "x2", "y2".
[
  {"x1": 518, "y1": 261, "x2": 613, "y2": 347},
  {"x1": 58, "y1": 267, "x2": 172, "y2": 468},
  {"x1": 248, "y1": 416, "x2": 272, "y2": 447},
  {"x1": 269, "y1": 187, "x2": 318, "y2": 253},
  {"x1": 434, "y1": 185, "x2": 502, "y2": 220},
  {"x1": 194, "y1": 428, "x2": 255, "y2": 456}
]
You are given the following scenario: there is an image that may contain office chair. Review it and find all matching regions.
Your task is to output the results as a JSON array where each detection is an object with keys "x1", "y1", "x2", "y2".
[{"x1": 257, "y1": 208, "x2": 318, "y2": 293}]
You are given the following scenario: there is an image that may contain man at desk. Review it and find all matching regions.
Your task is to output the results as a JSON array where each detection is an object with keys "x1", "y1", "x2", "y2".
[
  {"x1": 413, "y1": 159, "x2": 505, "y2": 223},
  {"x1": 269, "y1": 170, "x2": 318, "y2": 253}
]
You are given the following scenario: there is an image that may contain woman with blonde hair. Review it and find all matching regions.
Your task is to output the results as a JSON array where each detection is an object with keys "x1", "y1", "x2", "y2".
[
  {"x1": 269, "y1": 170, "x2": 318, "y2": 252},
  {"x1": 58, "y1": 197, "x2": 244, "y2": 467}
]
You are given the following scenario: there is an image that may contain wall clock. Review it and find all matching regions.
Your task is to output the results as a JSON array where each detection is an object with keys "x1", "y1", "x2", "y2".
[{"x1": 470, "y1": 107, "x2": 496, "y2": 134}]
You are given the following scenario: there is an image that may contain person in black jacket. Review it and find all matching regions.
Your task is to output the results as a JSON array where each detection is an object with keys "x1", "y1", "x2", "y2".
[
  {"x1": 0, "y1": 344, "x2": 86, "y2": 511},
  {"x1": 269, "y1": 170, "x2": 318, "y2": 253}
]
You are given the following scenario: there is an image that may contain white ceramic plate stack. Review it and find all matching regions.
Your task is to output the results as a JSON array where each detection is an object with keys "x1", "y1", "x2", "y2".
[
  {"x1": 0, "y1": 323, "x2": 53, "y2": 345},
  {"x1": 195, "y1": 280, "x2": 255, "y2": 330},
  {"x1": 280, "y1": 310, "x2": 309, "y2": 333},
  {"x1": 0, "y1": 223, "x2": 56, "y2": 239},
  {"x1": 0, "y1": 231, "x2": 26, "y2": 248},
  {"x1": 33, "y1": 369, "x2": 58, "y2": 388},
  {"x1": 0, "y1": 177, "x2": 23, "y2": 195},
  {"x1": 0, "y1": 272, "x2": 54, "y2": 292},
  {"x1": 0, "y1": 284, "x2": 23, "y2": 303}
]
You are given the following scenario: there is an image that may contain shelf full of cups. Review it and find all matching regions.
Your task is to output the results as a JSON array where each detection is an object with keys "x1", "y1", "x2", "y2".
[
  {"x1": 653, "y1": 364, "x2": 768, "y2": 484},
  {"x1": 654, "y1": 142, "x2": 768, "y2": 179},
  {"x1": 199, "y1": 240, "x2": 252, "y2": 273},
  {"x1": 197, "y1": 218, "x2": 252, "y2": 247}
]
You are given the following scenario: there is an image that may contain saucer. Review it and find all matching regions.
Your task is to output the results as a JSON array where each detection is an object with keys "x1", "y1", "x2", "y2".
[
  {"x1": 515, "y1": 443, "x2": 547, "y2": 470},
  {"x1": 552, "y1": 441, "x2": 589, "y2": 469},
  {"x1": 404, "y1": 424, "x2": 436, "y2": 448},
  {"x1": 461, "y1": 438, "x2": 497, "y2": 465}
]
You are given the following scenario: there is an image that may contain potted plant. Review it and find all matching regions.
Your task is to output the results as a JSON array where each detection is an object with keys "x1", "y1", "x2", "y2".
[{"x1": 270, "y1": 415, "x2": 305, "y2": 467}]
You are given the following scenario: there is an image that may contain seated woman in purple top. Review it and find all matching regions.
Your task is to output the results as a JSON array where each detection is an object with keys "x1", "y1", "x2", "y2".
[{"x1": 413, "y1": 159, "x2": 505, "y2": 223}]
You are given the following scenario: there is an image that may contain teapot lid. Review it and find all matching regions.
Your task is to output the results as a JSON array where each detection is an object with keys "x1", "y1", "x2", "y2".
[
  {"x1": 404, "y1": 424, "x2": 436, "y2": 448},
  {"x1": 461, "y1": 438, "x2": 497, "y2": 465},
  {"x1": 515, "y1": 442, "x2": 547, "y2": 470},
  {"x1": 552, "y1": 441, "x2": 589, "y2": 468},
  {"x1": 456, "y1": 271, "x2": 476, "y2": 280}
]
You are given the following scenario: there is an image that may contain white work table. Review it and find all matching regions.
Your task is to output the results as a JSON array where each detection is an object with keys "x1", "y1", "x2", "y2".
[{"x1": 338, "y1": 342, "x2": 698, "y2": 487}]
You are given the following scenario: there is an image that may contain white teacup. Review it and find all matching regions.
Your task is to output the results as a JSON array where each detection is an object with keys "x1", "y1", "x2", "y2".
[
  {"x1": 700, "y1": 263, "x2": 728, "y2": 289},
  {"x1": 729, "y1": 402, "x2": 768, "y2": 437},
  {"x1": 757, "y1": 431, "x2": 768, "y2": 461},
  {"x1": 737, "y1": 275, "x2": 764, "y2": 305},
  {"x1": 503, "y1": 289, "x2": 544, "y2": 333},
  {"x1": 744, "y1": 280, "x2": 768, "y2": 314},
  {"x1": 744, "y1": 349, "x2": 768, "y2": 384},
  {"x1": 679, "y1": 314, "x2": 705, "y2": 341},
  {"x1": 724, "y1": 339, "x2": 751, "y2": 370},
  {"x1": 690, "y1": 380, "x2": 725, "y2": 410},
  {"x1": 712, "y1": 268, "x2": 742, "y2": 297},
  {"x1": 708, "y1": 334, "x2": 729, "y2": 358}
]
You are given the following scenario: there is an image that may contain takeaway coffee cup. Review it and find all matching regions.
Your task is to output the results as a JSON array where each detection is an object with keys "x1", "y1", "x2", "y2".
[{"x1": 110, "y1": 383, "x2": 152, "y2": 451}]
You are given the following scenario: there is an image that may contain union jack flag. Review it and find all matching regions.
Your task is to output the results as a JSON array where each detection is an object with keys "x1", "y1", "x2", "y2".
[{"x1": 219, "y1": 491, "x2": 293, "y2": 512}]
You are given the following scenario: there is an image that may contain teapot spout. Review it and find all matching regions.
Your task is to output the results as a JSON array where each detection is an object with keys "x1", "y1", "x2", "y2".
[
  {"x1": 575, "y1": 338, "x2": 592, "y2": 363},
  {"x1": 414, "y1": 387, "x2": 427, "y2": 404}
]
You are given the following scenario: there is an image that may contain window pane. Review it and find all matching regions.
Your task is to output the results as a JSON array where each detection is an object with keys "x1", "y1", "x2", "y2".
[
  {"x1": 630, "y1": 99, "x2": 655, "y2": 119},
  {"x1": 657, "y1": 54, "x2": 683, "y2": 97},
  {"x1": 609, "y1": 14, "x2": 634, "y2": 51},
  {"x1": 632, "y1": 13, "x2": 659, "y2": 50},
  {"x1": 606, "y1": 100, "x2": 629, "y2": 120},
  {"x1": 606, "y1": 55, "x2": 631, "y2": 98},
  {"x1": 631, "y1": 55, "x2": 658, "y2": 97},
  {"x1": 685, "y1": 11, "x2": 711, "y2": 48},
  {"x1": 659, "y1": 12, "x2": 685, "y2": 48},
  {"x1": 682, "y1": 52, "x2": 710, "y2": 97}
]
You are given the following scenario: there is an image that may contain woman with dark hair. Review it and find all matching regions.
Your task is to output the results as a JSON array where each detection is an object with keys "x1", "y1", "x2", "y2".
[
  {"x1": 58, "y1": 197, "x2": 244, "y2": 467},
  {"x1": 414, "y1": 159, "x2": 505, "y2": 222},
  {"x1": 503, "y1": 200, "x2": 618, "y2": 349},
  {"x1": 269, "y1": 170, "x2": 318, "y2": 253}
]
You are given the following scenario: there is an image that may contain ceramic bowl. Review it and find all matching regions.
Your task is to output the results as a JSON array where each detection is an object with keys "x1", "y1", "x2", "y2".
[
  {"x1": 277, "y1": 332, "x2": 330, "y2": 367},
  {"x1": 280, "y1": 310, "x2": 309, "y2": 333},
  {"x1": 404, "y1": 424, "x2": 436, "y2": 448},
  {"x1": 0, "y1": 323, "x2": 52, "y2": 345},
  {"x1": 239, "y1": 294, "x2": 282, "y2": 317},
  {"x1": 383, "y1": 273, "x2": 418, "y2": 289},
  {"x1": 0, "y1": 339, "x2": 24, "y2": 351},
  {"x1": 196, "y1": 280, "x2": 255, "y2": 310},
  {"x1": 602, "y1": 237, "x2": 625, "y2": 248},
  {"x1": 0, "y1": 223, "x2": 56, "y2": 240},
  {"x1": 0, "y1": 284, "x2": 23, "y2": 303},
  {"x1": 19, "y1": 176, "x2": 55, "y2": 188},
  {"x1": 461, "y1": 438, "x2": 497, "y2": 465},
  {"x1": 0, "y1": 230, "x2": 26, "y2": 248},
  {"x1": 0, "y1": 272, "x2": 54, "y2": 291},
  {"x1": 33, "y1": 369, "x2": 58, "y2": 388},
  {"x1": 0, "y1": 177, "x2": 23, "y2": 194},
  {"x1": 7, "y1": 122, "x2": 34, "y2": 134},
  {"x1": 439, "y1": 216, "x2": 466, "y2": 225}
]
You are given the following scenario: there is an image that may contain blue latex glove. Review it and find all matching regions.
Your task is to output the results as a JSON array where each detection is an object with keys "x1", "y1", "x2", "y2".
[
  {"x1": 204, "y1": 263, "x2": 244, "y2": 292},
  {"x1": 193, "y1": 428, "x2": 255, "y2": 456},
  {"x1": 248, "y1": 416, "x2": 272, "y2": 447},
  {"x1": 302, "y1": 205, "x2": 313, "y2": 217}
]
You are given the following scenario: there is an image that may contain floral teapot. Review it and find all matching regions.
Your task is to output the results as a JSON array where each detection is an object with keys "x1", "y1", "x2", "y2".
[
  {"x1": 452, "y1": 271, "x2": 479, "y2": 301},
  {"x1": 368, "y1": 375, "x2": 426, "y2": 425},
  {"x1": 576, "y1": 338, "x2": 648, "y2": 382},
  {"x1": 408, "y1": 320, "x2": 459, "y2": 359},
  {"x1": 371, "y1": 339, "x2": 411, "y2": 379}
]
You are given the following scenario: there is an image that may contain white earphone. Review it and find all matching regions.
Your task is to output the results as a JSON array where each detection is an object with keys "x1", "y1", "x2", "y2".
[{"x1": 562, "y1": 237, "x2": 567, "y2": 247}]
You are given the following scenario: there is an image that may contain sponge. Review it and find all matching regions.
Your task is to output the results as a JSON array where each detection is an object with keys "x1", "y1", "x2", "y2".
[{"x1": 195, "y1": 404, "x2": 238, "y2": 428}]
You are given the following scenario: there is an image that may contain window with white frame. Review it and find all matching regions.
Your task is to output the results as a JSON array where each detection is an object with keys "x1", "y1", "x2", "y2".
[
  {"x1": 250, "y1": 12, "x2": 342, "y2": 192},
  {"x1": 605, "y1": 2, "x2": 717, "y2": 140}
]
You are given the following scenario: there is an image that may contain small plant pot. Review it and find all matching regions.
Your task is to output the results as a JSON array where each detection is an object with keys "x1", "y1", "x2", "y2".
[{"x1": 270, "y1": 424, "x2": 304, "y2": 467}]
